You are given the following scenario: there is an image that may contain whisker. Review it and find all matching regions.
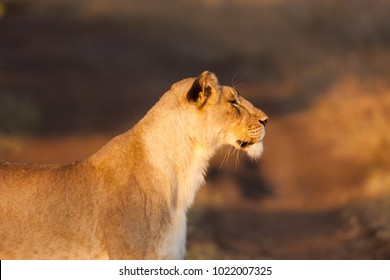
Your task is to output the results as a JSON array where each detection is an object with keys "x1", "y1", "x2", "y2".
[
  {"x1": 219, "y1": 149, "x2": 229, "y2": 170},
  {"x1": 219, "y1": 145, "x2": 233, "y2": 169},
  {"x1": 231, "y1": 72, "x2": 240, "y2": 88},
  {"x1": 231, "y1": 72, "x2": 246, "y2": 91},
  {"x1": 234, "y1": 147, "x2": 241, "y2": 171},
  {"x1": 232, "y1": 73, "x2": 243, "y2": 89}
]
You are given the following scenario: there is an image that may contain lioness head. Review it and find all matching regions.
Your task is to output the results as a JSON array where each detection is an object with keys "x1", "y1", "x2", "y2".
[{"x1": 184, "y1": 71, "x2": 268, "y2": 158}]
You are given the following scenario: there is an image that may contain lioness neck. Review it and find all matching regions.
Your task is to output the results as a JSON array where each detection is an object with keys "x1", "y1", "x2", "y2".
[
  {"x1": 140, "y1": 98, "x2": 219, "y2": 210},
  {"x1": 90, "y1": 93, "x2": 220, "y2": 211}
]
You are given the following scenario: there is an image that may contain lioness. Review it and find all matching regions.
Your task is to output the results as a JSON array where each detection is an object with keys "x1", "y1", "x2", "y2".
[{"x1": 0, "y1": 71, "x2": 268, "y2": 259}]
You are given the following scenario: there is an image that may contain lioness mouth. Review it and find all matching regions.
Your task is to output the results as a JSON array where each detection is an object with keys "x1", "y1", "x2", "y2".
[{"x1": 237, "y1": 140, "x2": 254, "y2": 148}]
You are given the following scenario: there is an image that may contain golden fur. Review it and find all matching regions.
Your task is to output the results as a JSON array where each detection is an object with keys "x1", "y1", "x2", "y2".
[{"x1": 0, "y1": 71, "x2": 268, "y2": 259}]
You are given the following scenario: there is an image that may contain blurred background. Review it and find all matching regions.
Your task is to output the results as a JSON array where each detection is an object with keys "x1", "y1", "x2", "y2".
[{"x1": 1, "y1": 0, "x2": 390, "y2": 259}]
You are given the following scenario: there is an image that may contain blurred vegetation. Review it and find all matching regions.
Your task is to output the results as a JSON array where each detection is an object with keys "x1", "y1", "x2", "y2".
[
  {"x1": 310, "y1": 78, "x2": 390, "y2": 258},
  {"x1": 0, "y1": 2, "x2": 5, "y2": 18},
  {"x1": 0, "y1": 91, "x2": 40, "y2": 156},
  {"x1": 0, "y1": 92, "x2": 41, "y2": 135}
]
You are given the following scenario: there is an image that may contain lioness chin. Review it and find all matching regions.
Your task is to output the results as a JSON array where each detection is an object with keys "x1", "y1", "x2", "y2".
[{"x1": 0, "y1": 71, "x2": 268, "y2": 259}]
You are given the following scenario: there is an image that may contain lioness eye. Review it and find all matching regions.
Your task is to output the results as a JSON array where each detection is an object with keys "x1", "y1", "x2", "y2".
[
  {"x1": 229, "y1": 100, "x2": 238, "y2": 106},
  {"x1": 229, "y1": 99, "x2": 240, "y2": 114}
]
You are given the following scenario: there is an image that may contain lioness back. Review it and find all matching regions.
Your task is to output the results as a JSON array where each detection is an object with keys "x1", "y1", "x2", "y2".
[{"x1": 0, "y1": 162, "x2": 106, "y2": 259}]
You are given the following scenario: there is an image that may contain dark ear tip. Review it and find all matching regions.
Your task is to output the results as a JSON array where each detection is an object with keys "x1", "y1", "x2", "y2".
[{"x1": 187, "y1": 78, "x2": 202, "y2": 102}]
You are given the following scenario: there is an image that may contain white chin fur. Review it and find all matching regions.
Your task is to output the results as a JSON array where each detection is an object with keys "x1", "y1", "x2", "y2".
[{"x1": 245, "y1": 142, "x2": 264, "y2": 159}]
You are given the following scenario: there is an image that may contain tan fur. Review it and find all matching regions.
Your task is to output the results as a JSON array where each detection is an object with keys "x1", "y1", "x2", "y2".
[{"x1": 0, "y1": 71, "x2": 268, "y2": 259}]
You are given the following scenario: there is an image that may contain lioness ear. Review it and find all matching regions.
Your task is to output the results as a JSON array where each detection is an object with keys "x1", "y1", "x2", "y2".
[{"x1": 187, "y1": 71, "x2": 219, "y2": 108}]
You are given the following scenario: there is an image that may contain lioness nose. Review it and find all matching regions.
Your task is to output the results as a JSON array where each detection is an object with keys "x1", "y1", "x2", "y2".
[{"x1": 259, "y1": 117, "x2": 268, "y2": 127}]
